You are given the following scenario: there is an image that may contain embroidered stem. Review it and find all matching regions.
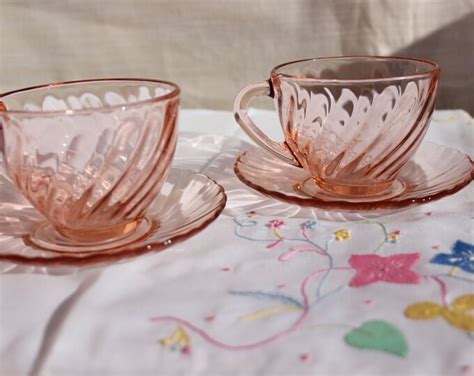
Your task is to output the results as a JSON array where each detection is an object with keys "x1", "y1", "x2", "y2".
[
  {"x1": 233, "y1": 213, "x2": 258, "y2": 226},
  {"x1": 431, "y1": 275, "x2": 449, "y2": 307},
  {"x1": 277, "y1": 226, "x2": 336, "y2": 300},
  {"x1": 228, "y1": 290, "x2": 304, "y2": 308},
  {"x1": 436, "y1": 274, "x2": 474, "y2": 284},
  {"x1": 278, "y1": 246, "x2": 326, "y2": 261},
  {"x1": 266, "y1": 239, "x2": 283, "y2": 249},
  {"x1": 284, "y1": 232, "x2": 336, "y2": 300},
  {"x1": 315, "y1": 237, "x2": 335, "y2": 299},
  {"x1": 311, "y1": 284, "x2": 346, "y2": 308},
  {"x1": 240, "y1": 305, "x2": 302, "y2": 321},
  {"x1": 372, "y1": 222, "x2": 389, "y2": 253},
  {"x1": 150, "y1": 268, "x2": 335, "y2": 351},
  {"x1": 234, "y1": 226, "x2": 276, "y2": 243},
  {"x1": 302, "y1": 226, "x2": 309, "y2": 241},
  {"x1": 266, "y1": 228, "x2": 285, "y2": 249}
]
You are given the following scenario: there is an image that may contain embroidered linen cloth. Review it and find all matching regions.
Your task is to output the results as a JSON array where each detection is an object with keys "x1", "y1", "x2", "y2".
[{"x1": 0, "y1": 109, "x2": 473, "y2": 375}]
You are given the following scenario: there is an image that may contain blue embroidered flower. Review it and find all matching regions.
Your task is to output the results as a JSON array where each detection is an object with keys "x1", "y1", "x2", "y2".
[
  {"x1": 300, "y1": 220, "x2": 318, "y2": 230},
  {"x1": 430, "y1": 240, "x2": 474, "y2": 274}
]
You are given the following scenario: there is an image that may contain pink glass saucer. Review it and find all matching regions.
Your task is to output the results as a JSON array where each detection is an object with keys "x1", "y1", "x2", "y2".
[
  {"x1": 0, "y1": 168, "x2": 226, "y2": 265},
  {"x1": 235, "y1": 142, "x2": 472, "y2": 211}
]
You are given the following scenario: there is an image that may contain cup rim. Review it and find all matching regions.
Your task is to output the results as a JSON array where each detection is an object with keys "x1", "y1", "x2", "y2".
[
  {"x1": 0, "y1": 78, "x2": 180, "y2": 115},
  {"x1": 271, "y1": 56, "x2": 440, "y2": 82}
]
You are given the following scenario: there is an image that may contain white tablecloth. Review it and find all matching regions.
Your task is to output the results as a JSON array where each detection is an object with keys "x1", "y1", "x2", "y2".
[{"x1": 1, "y1": 109, "x2": 473, "y2": 375}]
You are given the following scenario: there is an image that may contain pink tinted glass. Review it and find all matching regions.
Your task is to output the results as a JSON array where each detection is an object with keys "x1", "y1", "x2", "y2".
[
  {"x1": 0, "y1": 79, "x2": 179, "y2": 249},
  {"x1": 235, "y1": 57, "x2": 440, "y2": 197}
]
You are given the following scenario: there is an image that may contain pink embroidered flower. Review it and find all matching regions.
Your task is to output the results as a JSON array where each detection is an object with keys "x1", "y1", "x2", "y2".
[
  {"x1": 266, "y1": 219, "x2": 285, "y2": 229},
  {"x1": 349, "y1": 253, "x2": 421, "y2": 287}
]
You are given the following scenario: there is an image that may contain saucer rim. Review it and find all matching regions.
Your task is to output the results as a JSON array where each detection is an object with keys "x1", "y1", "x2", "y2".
[
  {"x1": 0, "y1": 169, "x2": 227, "y2": 266},
  {"x1": 234, "y1": 142, "x2": 473, "y2": 211}
]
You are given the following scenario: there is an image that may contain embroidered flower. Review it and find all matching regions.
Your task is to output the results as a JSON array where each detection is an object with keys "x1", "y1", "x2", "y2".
[
  {"x1": 160, "y1": 326, "x2": 191, "y2": 354},
  {"x1": 430, "y1": 240, "x2": 474, "y2": 274},
  {"x1": 266, "y1": 219, "x2": 285, "y2": 229},
  {"x1": 335, "y1": 229, "x2": 351, "y2": 241},
  {"x1": 349, "y1": 253, "x2": 421, "y2": 287},
  {"x1": 301, "y1": 220, "x2": 318, "y2": 230},
  {"x1": 405, "y1": 294, "x2": 474, "y2": 333},
  {"x1": 387, "y1": 230, "x2": 400, "y2": 243}
]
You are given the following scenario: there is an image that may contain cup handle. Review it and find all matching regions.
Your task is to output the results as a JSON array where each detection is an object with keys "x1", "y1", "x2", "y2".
[
  {"x1": 0, "y1": 102, "x2": 5, "y2": 156},
  {"x1": 233, "y1": 80, "x2": 301, "y2": 167}
]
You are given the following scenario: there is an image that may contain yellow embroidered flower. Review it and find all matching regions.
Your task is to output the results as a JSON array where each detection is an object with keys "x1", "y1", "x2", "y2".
[
  {"x1": 247, "y1": 211, "x2": 257, "y2": 218},
  {"x1": 335, "y1": 229, "x2": 351, "y2": 241},
  {"x1": 404, "y1": 294, "x2": 474, "y2": 332},
  {"x1": 160, "y1": 326, "x2": 191, "y2": 354}
]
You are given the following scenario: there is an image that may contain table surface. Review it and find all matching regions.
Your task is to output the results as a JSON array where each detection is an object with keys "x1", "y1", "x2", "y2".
[{"x1": 1, "y1": 109, "x2": 473, "y2": 375}]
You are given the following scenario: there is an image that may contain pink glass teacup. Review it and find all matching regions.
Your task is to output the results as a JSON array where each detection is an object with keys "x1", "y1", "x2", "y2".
[
  {"x1": 0, "y1": 78, "x2": 180, "y2": 251},
  {"x1": 234, "y1": 56, "x2": 440, "y2": 198}
]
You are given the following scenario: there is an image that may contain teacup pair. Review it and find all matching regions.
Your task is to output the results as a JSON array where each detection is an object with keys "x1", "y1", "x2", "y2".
[{"x1": 0, "y1": 57, "x2": 471, "y2": 261}]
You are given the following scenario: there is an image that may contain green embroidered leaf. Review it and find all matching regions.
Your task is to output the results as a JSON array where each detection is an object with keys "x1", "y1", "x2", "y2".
[{"x1": 344, "y1": 320, "x2": 408, "y2": 357}]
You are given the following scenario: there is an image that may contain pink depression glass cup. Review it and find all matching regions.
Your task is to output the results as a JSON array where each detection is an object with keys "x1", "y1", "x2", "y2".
[
  {"x1": 234, "y1": 56, "x2": 440, "y2": 198},
  {"x1": 0, "y1": 78, "x2": 180, "y2": 252}
]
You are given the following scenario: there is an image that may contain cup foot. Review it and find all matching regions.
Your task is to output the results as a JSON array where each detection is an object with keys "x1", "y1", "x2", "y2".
[
  {"x1": 300, "y1": 177, "x2": 406, "y2": 202},
  {"x1": 26, "y1": 217, "x2": 156, "y2": 253},
  {"x1": 313, "y1": 178, "x2": 396, "y2": 197}
]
